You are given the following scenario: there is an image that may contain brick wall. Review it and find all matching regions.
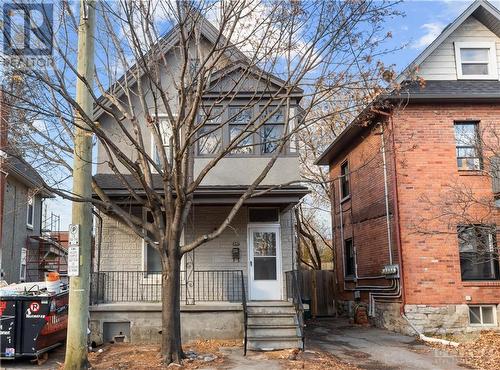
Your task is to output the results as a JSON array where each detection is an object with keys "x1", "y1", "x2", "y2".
[
  {"x1": 392, "y1": 103, "x2": 500, "y2": 306},
  {"x1": 329, "y1": 122, "x2": 398, "y2": 302}
]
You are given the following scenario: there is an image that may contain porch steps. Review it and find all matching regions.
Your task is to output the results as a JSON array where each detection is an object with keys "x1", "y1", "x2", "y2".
[{"x1": 246, "y1": 301, "x2": 302, "y2": 351}]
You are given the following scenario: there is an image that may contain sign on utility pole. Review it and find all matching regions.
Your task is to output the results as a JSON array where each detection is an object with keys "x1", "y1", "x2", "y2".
[{"x1": 64, "y1": 1, "x2": 95, "y2": 369}]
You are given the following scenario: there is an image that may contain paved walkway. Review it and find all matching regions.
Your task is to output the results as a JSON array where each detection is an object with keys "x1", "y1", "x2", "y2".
[{"x1": 305, "y1": 318, "x2": 467, "y2": 370}]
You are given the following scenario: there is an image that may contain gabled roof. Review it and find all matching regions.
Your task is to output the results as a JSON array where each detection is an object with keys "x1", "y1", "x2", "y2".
[
  {"x1": 316, "y1": 0, "x2": 500, "y2": 166},
  {"x1": 95, "y1": 13, "x2": 299, "y2": 118},
  {"x1": 396, "y1": 0, "x2": 500, "y2": 83},
  {"x1": 1, "y1": 150, "x2": 53, "y2": 197}
]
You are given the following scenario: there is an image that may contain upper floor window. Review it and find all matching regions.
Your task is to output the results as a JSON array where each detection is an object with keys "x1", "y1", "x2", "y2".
[
  {"x1": 340, "y1": 161, "x2": 350, "y2": 199},
  {"x1": 26, "y1": 192, "x2": 34, "y2": 229},
  {"x1": 261, "y1": 107, "x2": 285, "y2": 154},
  {"x1": 458, "y1": 224, "x2": 499, "y2": 281},
  {"x1": 454, "y1": 42, "x2": 498, "y2": 80},
  {"x1": 229, "y1": 106, "x2": 254, "y2": 154},
  {"x1": 152, "y1": 116, "x2": 172, "y2": 167},
  {"x1": 198, "y1": 106, "x2": 223, "y2": 156},
  {"x1": 454, "y1": 122, "x2": 481, "y2": 171}
]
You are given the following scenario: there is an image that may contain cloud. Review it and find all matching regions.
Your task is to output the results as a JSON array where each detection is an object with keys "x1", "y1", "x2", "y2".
[{"x1": 412, "y1": 22, "x2": 445, "y2": 49}]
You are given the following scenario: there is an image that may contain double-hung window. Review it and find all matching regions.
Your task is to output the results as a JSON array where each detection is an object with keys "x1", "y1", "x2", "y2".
[
  {"x1": 261, "y1": 106, "x2": 285, "y2": 154},
  {"x1": 198, "y1": 106, "x2": 223, "y2": 156},
  {"x1": 151, "y1": 116, "x2": 173, "y2": 169},
  {"x1": 340, "y1": 161, "x2": 350, "y2": 199},
  {"x1": 455, "y1": 42, "x2": 498, "y2": 79},
  {"x1": 458, "y1": 225, "x2": 499, "y2": 281},
  {"x1": 26, "y1": 192, "x2": 34, "y2": 229},
  {"x1": 454, "y1": 122, "x2": 481, "y2": 170},
  {"x1": 228, "y1": 106, "x2": 254, "y2": 154}
]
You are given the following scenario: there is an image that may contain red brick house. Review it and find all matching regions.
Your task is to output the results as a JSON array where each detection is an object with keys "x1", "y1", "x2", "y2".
[{"x1": 316, "y1": 0, "x2": 500, "y2": 335}]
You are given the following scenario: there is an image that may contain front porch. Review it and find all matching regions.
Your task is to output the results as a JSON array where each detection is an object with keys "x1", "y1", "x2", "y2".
[{"x1": 88, "y1": 270, "x2": 304, "y2": 351}]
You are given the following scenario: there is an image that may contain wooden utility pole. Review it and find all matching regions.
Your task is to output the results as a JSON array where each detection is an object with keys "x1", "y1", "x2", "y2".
[{"x1": 64, "y1": 1, "x2": 95, "y2": 369}]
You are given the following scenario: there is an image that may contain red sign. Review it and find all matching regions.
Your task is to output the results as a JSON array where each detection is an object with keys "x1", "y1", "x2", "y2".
[
  {"x1": 0, "y1": 301, "x2": 6, "y2": 316},
  {"x1": 30, "y1": 302, "x2": 40, "y2": 313}
]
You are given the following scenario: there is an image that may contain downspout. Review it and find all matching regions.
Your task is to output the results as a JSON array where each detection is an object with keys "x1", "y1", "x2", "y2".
[
  {"x1": 402, "y1": 314, "x2": 459, "y2": 347},
  {"x1": 380, "y1": 123, "x2": 393, "y2": 265}
]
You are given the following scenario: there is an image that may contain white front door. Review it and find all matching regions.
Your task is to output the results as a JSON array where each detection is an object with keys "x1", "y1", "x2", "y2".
[{"x1": 248, "y1": 225, "x2": 282, "y2": 300}]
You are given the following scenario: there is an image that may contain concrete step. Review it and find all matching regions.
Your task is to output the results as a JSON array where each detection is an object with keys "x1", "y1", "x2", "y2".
[
  {"x1": 247, "y1": 315, "x2": 296, "y2": 326},
  {"x1": 247, "y1": 325, "x2": 298, "y2": 337},
  {"x1": 247, "y1": 336, "x2": 302, "y2": 351},
  {"x1": 247, "y1": 306, "x2": 296, "y2": 315}
]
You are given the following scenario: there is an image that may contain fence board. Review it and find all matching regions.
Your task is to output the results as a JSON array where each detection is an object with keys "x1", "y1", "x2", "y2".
[{"x1": 298, "y1": 270, "x2": 335, "y2": 317}]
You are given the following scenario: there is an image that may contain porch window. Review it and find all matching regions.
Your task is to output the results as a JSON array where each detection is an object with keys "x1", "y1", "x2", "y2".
[
  {"x1": 340, "y1": 161, "x2": 350, "y2": 199},
  {"x1": 458, "y1": 225, "x2": 499, "y2": 281},
  {"x1": 228, "y1": 106, "x2": 254, "y2": 154},
  {"x1": 344, "y1": 238, "x2": 355, "y2": 278},
  {"x1": 26, "y1": 192, "x2": 34, "y2": 229},
  {"x1": 454, "y1": 122, "x2": 481, "y2": 171},
  {"x1": 249, "y1": 208, "x2": 279, "y2": 223},
  {"x1": 198, "y1": 106, "x2": 223, "y2": 155},
  {"x1": 260, "y1": 107, "x2": 285, "y2": 154}
]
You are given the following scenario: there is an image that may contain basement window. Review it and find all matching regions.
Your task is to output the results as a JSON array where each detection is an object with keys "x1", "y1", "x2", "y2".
[
  {"x1": 455, "y1": 42, "x2": 498, "y2": 80},
  {"x1": 469, "y1": 305, "x2": 497, "y2": 326}
]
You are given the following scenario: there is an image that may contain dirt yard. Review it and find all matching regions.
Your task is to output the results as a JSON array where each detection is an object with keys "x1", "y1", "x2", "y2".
[{"x1": 86, "y1": 340, "x2": 359, "y2": 369}]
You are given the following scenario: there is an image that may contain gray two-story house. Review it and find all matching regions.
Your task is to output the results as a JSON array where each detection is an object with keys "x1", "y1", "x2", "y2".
[{"x1": 89, "y1": 16, "x2": 307, "y2": 350}]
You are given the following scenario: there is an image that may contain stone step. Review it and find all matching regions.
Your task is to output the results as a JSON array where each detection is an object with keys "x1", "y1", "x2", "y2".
[{"x1": 247, "y1": 301, "x2": 294, "y2": 307}]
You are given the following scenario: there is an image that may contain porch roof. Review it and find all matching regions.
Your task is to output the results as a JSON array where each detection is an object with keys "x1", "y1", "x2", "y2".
[{"x1": 93, "y1": 173, "x2": 309, "y2": 205}]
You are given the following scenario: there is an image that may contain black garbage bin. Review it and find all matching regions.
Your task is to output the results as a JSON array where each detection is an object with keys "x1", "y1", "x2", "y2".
[{"x1": 0, "y1": 289, "x2": 68, "y2": 359}]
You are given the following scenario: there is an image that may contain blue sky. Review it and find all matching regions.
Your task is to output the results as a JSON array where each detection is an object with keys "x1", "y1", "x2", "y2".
[
  {"x1": 48, "y1": 0, "x2": 496, "y2": 228},
  {"x1": 382, "y1": 0, "x2": 498, "y2": 69}
]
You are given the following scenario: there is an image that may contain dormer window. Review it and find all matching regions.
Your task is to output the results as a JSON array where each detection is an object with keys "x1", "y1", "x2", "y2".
[{"x1": 455, "y1": 42, "x2": 498, "y2": 80}]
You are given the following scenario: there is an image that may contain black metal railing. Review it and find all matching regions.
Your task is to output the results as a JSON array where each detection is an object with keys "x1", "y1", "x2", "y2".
[
  {"x1": 90, "y1": 270, "x2": 246, "y2": 305},
  {"x1": 240, "y1": 270, "x2": 248, "y2": 356},
  {"x1": 285, "y1": 270, "x2": 305, "y2": 350}
]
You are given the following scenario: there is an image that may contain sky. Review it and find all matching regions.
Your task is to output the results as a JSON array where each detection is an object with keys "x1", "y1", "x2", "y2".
[{"x1": 47, "y1": 0, "x2": 496, "y2": 229}]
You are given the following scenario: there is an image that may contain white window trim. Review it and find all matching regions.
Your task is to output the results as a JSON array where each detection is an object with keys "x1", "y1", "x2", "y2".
[
  {"x1": 468, "y1": 305, "x2": 498, "y2": 327},
  {"x1": 26, "y1": 193, "x2": 34, "y2": 230},
  {"x1": 454, "y1": 42, "x2": 498, "y2": 80},
  {"x1": 150, "y1": 114, "x2": 174, "y2": 174},
  {"x1": 20, "y1": 248, "x2": 27, "y2": 281}
]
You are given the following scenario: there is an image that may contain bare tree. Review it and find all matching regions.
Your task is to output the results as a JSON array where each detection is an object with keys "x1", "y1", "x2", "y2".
[{"x1": 3, "y1": 0, "x2": 400, "y2": 363}]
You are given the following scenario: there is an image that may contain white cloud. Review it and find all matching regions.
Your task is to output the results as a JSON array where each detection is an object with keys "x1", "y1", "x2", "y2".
[{"x1": 412, "y1": 22, "x2": 445, "y2": 49}]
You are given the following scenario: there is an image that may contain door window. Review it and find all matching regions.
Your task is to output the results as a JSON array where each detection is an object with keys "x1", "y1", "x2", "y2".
[{"x1": 253, "y1": 231, "x2": 277, "y2": 280}]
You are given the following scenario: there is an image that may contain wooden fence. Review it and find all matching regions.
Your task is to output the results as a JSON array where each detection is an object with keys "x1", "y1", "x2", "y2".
[{"x1": 298, "y1": 269, "x2": 336, "y2": 317}]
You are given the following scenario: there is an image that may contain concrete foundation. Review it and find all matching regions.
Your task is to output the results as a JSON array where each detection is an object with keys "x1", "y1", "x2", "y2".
[{"x1": 89, "y1": 302, "x2": 244, "y2": 345}]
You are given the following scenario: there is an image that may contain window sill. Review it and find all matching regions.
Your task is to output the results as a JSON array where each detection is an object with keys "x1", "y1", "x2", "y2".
[
  {"x1": 340, "y1": 195, "x2": 351, "y2": 204},
  {"x1": 458, "y1": 170, "x2": 484, "y2": 176},
  {"x1": 26, "y1": 225, "x2": 33, "y2": 230},
  {"x1": 463, "y1": 281, "x2": 500, "y2": 287}
]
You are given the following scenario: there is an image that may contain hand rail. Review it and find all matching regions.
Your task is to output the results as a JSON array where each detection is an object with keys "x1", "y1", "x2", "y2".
[
  {"x1": 286, "y1": 270, "x2": 305, "y2": 350},
  {"x1": 240, "y1": 270, "x2": 248, "y2": 356}
]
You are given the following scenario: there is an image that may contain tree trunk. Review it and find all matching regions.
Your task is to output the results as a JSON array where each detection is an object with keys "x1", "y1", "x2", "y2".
[{"x1": 161, "y1": 249, "x2": 183, "y2": 364}]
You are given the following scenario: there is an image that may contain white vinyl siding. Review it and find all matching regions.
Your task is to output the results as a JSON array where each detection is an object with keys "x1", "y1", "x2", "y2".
[{"x1": 417, "y1": 16, "x2": 500, "y2": 81}]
